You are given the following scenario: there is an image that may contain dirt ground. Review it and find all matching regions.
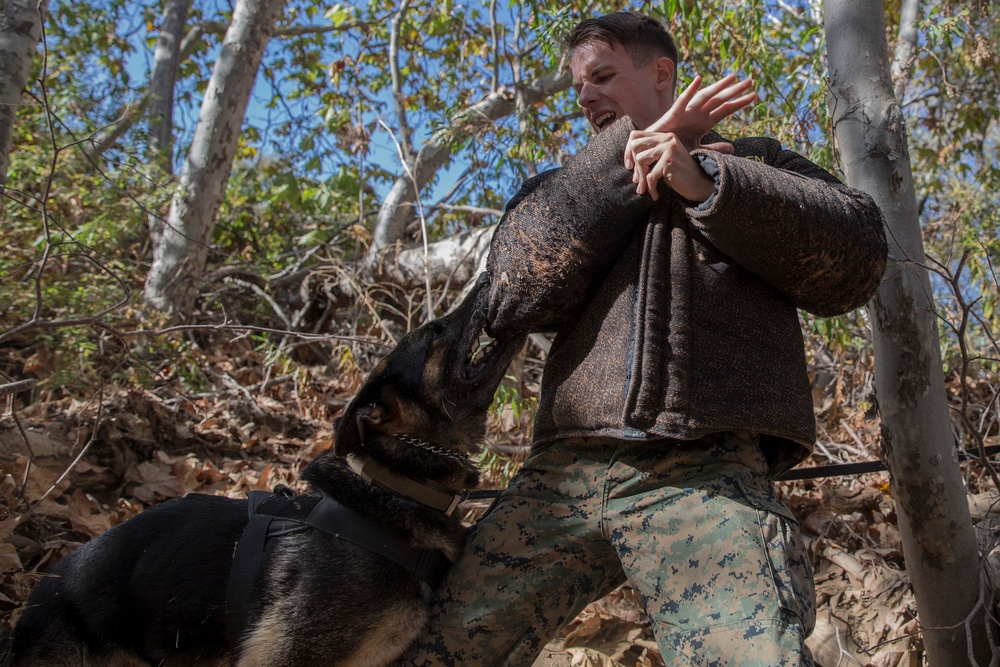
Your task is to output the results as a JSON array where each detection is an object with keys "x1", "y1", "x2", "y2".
[{"x1": 1, "y1": 333, "x2": 997, "y2": 666}]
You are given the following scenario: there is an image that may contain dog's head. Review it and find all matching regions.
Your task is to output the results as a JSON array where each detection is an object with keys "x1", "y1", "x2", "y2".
[{"x1": 334, "y1": 274, "x2": 525, "y2": 463}]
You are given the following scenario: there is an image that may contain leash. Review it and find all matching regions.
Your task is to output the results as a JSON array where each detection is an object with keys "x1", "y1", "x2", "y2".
[
  {"x1": 776, "y1": 444, "x2": 1000, "y2": 481},
  {"x1": 463, "y1": 445, "x2": 1000, "y2": 499}
]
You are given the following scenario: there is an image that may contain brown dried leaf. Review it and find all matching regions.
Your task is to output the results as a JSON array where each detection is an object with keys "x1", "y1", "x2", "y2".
[
  {"x1": 67, "y1": 489, "x2": 113, "y2": 537},
  {"x1": 125, "y1": 460, "x2": 181, "y2": 503},
  {"x1": 0, "y1": 543, "x2": 22, "y2": 574},
  {"x1": 565, "y1": 647, "x2": 627, "y2": 667},
  {"x1": 563, "y1": 616, "x2": 651, "y2": 665},
  {"x1": 0, "y1": 517, "x2": 20, "y2": 542}
]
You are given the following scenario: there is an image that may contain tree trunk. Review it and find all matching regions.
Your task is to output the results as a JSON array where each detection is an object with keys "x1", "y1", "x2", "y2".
[
  {"x1": 825, "y1": 1, "x2": 995, "y2": 664},
  {"x1": 0, "y1": 0, "x2": 47, "y2": 188},
  {"x1": 143, "y1": 0, "x2": 285, "y2": 319},
  {"x1": 377, "y1": 224, "x2": 494, "y2": 291},
  {"x1": 144, "y1": 0, "x2": 191, "y2": 268},
  {"x1": 365, "y1": 68, "x2": 572, "y2": 268},
  {"x1": 148, "y1": 0, "x2": 192, "y2": 173},
  {"x1": 891, "y1": 0, "x2": 920, "y2": 104}
]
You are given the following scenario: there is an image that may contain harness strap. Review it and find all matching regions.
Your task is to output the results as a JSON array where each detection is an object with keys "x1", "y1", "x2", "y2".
[
  {"x1": 224, "y1": 488, "x2": 452, "y2": 658},
  {"x1": 300, "y1": 494, "x2": 452, "y2": 587},
  {"x1": 225, "y1": 491, "x2": 277, "y2": 653}
]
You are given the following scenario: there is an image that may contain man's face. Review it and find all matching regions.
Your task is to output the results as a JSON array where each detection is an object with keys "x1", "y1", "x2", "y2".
[{"x1": 571, "y1": 40, "x2": 674, "y2": 133}]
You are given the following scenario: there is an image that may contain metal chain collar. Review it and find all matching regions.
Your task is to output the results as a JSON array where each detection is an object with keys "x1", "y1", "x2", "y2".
[{"x1": 392, "y1": 433, "x2": 468, "y2": 462}]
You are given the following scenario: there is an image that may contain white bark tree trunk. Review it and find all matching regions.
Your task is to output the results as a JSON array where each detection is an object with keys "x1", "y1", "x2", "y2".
[
  {"x1": 81, "y1": 16, "x2": 362, "y2": 166},
  {"x1": 365, "y1": 68, "x2": 571, "y2": 269},
  {"x1": 890, "y1": 0, "x2": 920, "y2": 104},
  {"x1": 825, "y1": 1, "x2": 994, "y2": 664},
  {"x1": 377, "y1": 224, "x2": 495, "y2": 291},
  {"x1": 147, "y1": 0, "x2": 192, "y2": 172},
  {"x1": 143, "y1": 0, "x2": 285, "y2": 319},
  {"x1": 0, "y1": 0, "x2": 47, "y2": 188}
]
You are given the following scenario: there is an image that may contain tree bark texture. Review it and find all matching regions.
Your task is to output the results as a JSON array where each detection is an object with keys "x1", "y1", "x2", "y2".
[
  {"x1": 891, "y1": 0, "x2": 920, "y2": 104},
  {"x1": 376, "y1": 224, "x2": 494, "y2": 291},
  {"x1": 366, "y1": 68, "x2": 572, "y2": 267},
  {"x1": 143, "y1": 0, "x2": 285, "y2": 319},
  {"x1": 0, "y1": 0, "x2": 47, "y2": 188},
  {"x1": 147, "y1": 0, "x2": 192, "y2": 173},
  {"x1": 825, "y1": 1, "x2": 994, "y2": 664},
  {"x1": 80, "y1": 5, "x2": 208, "y2": 166}
]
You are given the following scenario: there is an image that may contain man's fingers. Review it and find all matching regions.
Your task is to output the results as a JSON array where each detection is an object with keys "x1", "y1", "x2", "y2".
[
  {"x1": 688, "y1": 73, "x2": 737, "y2": 109},
  {"x1": 700, "y1": 141, "x2": 735, "y2": 154},
  {"x1": 645, "y1": 158, "x2": 670, "y2": 201},
  {"x1": 708, "y1": 91, "x2": 758, "y2": 122},
  {"x1": 692, "y1": 76, "x2": 755, "y2": 116},
  {"x1": 633, "y1": 160, "x2": 650, "y2": 194},
  {"x1": 675, "y1": 75, "x2": 703, "y2": 108},
  {"x1": 647, "y1": 76, "x2": 702, "y2": 133},
  {"x1": 696, "y1": 72, "x2": 738, "y2": 97}
]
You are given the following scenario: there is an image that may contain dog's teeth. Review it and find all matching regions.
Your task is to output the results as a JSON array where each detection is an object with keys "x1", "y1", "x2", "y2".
[{"x1": 467, "y1": 335, "x2": 495, "y2": 367}]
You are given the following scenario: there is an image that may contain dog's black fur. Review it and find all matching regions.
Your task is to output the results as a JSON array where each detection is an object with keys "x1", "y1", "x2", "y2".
[{"x1": 11, "y1": 275, "x2": 524, "y2": 667}]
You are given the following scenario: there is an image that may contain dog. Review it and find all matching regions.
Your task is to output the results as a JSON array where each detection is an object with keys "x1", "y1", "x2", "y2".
[{"x1": 10, "y1": 274, "x2": 525, "y2": 667}]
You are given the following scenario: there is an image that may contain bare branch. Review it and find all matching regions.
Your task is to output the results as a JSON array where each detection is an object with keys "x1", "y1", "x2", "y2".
[
  {"x1": 379, "y1": 118, "x2": 433, "y2": 319},
  {"x1": 489, "y1": 0, "x2": 500, "y2": 92},
  {"x1": 388, "y1": 0, "x2": 415, "y2": 163},
  {"x1": 0, "y1": 379, "x2": 38, "y2": 397},
  {"x1": 368, "y1": 65, "x2": 572, "y2": 260}
]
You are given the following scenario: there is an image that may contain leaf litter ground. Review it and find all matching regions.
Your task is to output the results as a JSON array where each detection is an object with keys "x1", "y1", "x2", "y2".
[{"x1": 1, "y1": 333, "x2": 997, "y2": 667}]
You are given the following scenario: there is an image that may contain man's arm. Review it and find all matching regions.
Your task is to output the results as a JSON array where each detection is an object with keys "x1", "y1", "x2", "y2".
[
  {"x1": 624, "y1": 74, "x2": 757, "y2": 201},
  {"x1": 485, "y1": 119, "x2": 652, "y2": 337},
  {"x1": 688, "y1": 138, "x2": 888, "y2": 316},
  {"x1": 618, "y1": 78, "x2": 885, "y2": 315},
  {"x1": 486, "y1": 77, "x2": 758, "y2": 336}
]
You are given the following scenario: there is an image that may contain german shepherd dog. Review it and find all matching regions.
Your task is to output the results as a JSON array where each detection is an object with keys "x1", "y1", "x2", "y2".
[{"x1": 10, "y1": 274, "x2": 524, "y2": 667}]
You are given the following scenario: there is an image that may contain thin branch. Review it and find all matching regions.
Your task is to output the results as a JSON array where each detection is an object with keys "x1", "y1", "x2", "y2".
[
  {"x1": 0, "y1": 372, "x2": 38, "y2": 500},
  {"x1": 378, "y1": 118, "x2": 433, "y2": 320},
  {"x1": 108, "y1": 320, "x2": 390, "y2": 348},
  {"x1": 0, "y1": 379, "x2": 38, "y2": 397},
  {"x1": 489, "y1": 0, "x2": 500, "y2": 93},
  {"x1": 388, "y1": 0, "x2": 414, "y2": 163},
  {"x1": 0, "y1": 252, "x2": 134, "y2": 345},
  {"x1": 19, "y1": 380, "x2": 110, "y2": 518},
  {"x1": 182, "y1": 17, "x2": 372, "y2": 47},
  {"x1": 428, "y1": 203, "x2": 504, "y2": 218}
]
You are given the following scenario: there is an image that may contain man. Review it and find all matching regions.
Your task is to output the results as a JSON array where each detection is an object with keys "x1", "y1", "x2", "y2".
[{"x1": 403, "y1": 12, "x2": 887, "y2": 666}]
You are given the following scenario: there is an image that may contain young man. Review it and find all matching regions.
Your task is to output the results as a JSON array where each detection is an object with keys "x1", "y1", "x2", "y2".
[{"x1": 403, "y1": 12, "x2": 887, "y2": 666}]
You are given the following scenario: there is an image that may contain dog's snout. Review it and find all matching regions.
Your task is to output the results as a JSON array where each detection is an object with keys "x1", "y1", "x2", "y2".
[{"x1": 333, "y1": 411, "x2": 363, "y2": 456}]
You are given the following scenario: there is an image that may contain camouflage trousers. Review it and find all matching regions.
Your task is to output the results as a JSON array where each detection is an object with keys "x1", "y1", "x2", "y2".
[{"x1": 401, "y1": 432, "x2": 816, "y2": 666}]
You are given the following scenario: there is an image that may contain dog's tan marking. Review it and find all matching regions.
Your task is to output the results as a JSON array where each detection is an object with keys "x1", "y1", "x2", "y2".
[
  {"x1": 236, "y1": 597, "x2": 428, "y2": 667},
  {"x1": 337, "y1": 600, "x2": 430, "y2": 667}
]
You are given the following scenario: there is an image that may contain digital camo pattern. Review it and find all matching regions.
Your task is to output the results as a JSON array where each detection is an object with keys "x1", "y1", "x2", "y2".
[{"x1": 402, "y1": 433, "x2": 815, "y2": 667}]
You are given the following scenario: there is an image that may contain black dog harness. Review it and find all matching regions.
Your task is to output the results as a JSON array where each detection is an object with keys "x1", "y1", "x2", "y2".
[{"x1": 224, "y1": 486, "x2": 452, "y2": 651}]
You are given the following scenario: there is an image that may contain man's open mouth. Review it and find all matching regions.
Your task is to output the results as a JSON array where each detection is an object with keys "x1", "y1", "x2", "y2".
[{"x1": 594, "y1": 112, "x2": 616, "y2": 131}]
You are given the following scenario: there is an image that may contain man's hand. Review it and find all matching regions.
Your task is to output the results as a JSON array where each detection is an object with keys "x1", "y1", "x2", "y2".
[
  {"x1": 627, "y1": 137, "x2": 716, "y2": 202},
  {"x1": 629, "y1": 74, "x2": 757, "y2": 154},
  {"x1": 624, "y1": 74, "x2": 756, "y2": 202}
]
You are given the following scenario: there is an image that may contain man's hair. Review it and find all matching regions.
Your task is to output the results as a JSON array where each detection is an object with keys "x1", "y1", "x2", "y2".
[{"x1": 565, "y1": 12, "x2": 678, "y2": 68}]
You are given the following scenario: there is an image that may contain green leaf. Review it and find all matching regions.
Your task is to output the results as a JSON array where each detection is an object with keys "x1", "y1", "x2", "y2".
[{"x1": 325, "y1": 3, "x2": 350, "y2": 27}]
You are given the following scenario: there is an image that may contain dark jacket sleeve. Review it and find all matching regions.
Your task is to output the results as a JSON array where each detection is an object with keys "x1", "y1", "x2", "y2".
[
  {"x1": 485, "y1": 118, "x2": 653, "y2": 336},
  {"x1": 688, "y1": 137, "x2": 888, "y2": 316}
]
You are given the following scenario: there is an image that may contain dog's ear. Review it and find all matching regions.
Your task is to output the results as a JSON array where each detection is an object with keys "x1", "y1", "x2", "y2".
[{"x1": 333, "y1": 398, "x2": 398, "y2": 456}]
